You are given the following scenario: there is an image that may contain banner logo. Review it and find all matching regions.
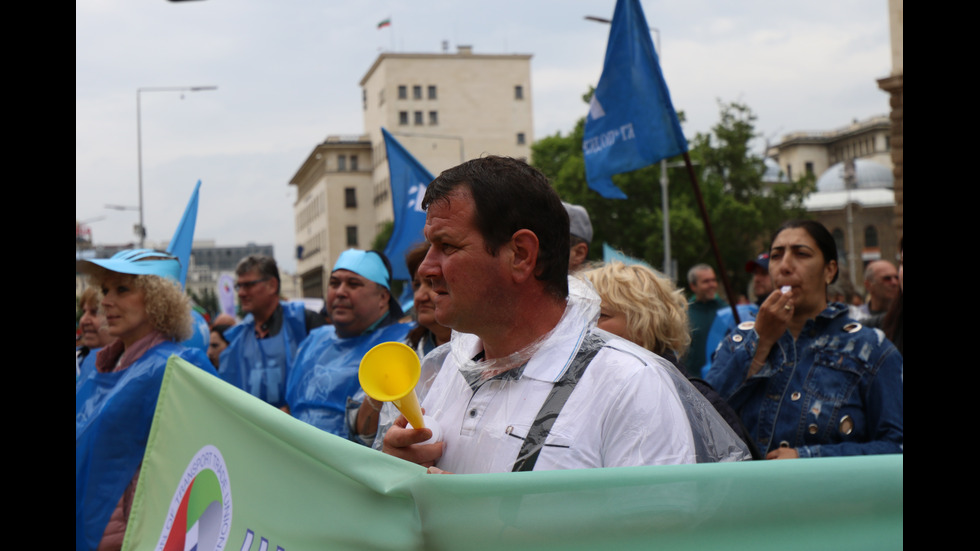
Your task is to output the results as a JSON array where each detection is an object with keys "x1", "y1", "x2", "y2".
[{"x1": 156, "y1": 445, "x2": 233, "y2": 551}]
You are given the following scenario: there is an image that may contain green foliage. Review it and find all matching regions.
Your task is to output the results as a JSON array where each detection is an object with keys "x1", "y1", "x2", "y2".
[
  {"x1": 188, "y1": 287, "x2": 220, "y2": 321},
  {"x1": 531, "y1": 99, "x2": 813, "y2": 297},
  {"x1": 368, "y1": 220, "x2": 404, "y2": 298},
  {"x1": 371, "y1": 221, "x2": 394, "y2": 252}
]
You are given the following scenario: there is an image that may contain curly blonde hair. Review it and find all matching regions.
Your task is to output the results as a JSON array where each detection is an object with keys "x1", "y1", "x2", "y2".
[
  {"x1": 87, "y1": 269, "x2": 192, "y2": 342},
  {"x1": 583, "y1": 262, "x2": 690, "y2": 357}
]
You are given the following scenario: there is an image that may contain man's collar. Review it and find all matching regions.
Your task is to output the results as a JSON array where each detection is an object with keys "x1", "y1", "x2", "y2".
[{"x1": 254, "y1": 302, "x2": 283, "y2": 339}]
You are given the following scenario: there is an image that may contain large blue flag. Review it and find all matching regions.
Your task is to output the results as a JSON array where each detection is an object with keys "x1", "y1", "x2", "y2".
[
  {"x1": 382, "y1": 128, "x2": 434, "y2": 281},
  {"x1": 167, "y1": 179, "x2": 201, "y2": 287},
  {"x1": 583, "y1": 0, "x2": 688, "y2": 199}
]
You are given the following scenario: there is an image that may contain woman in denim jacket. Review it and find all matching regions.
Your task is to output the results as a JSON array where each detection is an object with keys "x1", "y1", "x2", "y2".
[{"x1": 707, "y1": 220, "x2": 903, "y2": 459}]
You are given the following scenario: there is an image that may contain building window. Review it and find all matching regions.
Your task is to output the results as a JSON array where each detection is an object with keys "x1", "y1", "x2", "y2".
[
  {"x1": 516, "y1": 132, "x2": 526, "y2": 145},
  {"x1": 350, "y1": 155, "x2": 358, "y2": 171},
  {"x1": 515, "y1": 85, "x2": 524, "y2": 100},
  {"x1": 786, "y1": 165, "x2": 792, "y2": 181},
  {"x1": 865, "y1": 225, "x2": 879, "y2": 248},
  {"x1": 346, "y1": 226, "x2": 358, "y2": 247},
  {"x1": 378, "y1": 88, "x2": 385, "y2": 106},
  {"x1": 344, "y1": 187, "x2": 357, "y2": 208},
  {"x1": 398, "y1": 85, "x2": 407, "y2": 100},
  {"x1": 337, "y1": 155, "x2": 347, "y2": 171},
  {"x1": 429, "y1": 111, "x2": 438, "y2": 125},
  {"x1": 413, "y1": 85, "x2": 422, "y2": 99},
  {"x1": 428, "y1": 85, "x2": 437, "y2": 100},
  {"x1": 362, "y1": 89, "x2": 367, "y2": 110},
  {"x1": 399, "y1": 111, "x2": 408, "y2": 125},
  {"x1": 414, "y1": 111, "x2": 424, "y2": 125},
  {"x1": 804, "y1": 162, "x2": 814, "y2": 176}
]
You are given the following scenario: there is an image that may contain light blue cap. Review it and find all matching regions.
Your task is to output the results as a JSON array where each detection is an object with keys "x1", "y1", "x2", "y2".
[
  {"x1": 76, "y1": 249, "x2": 181, "y2": 282},
  {"x1": 332, "y1": 249, "x2": 391, "y2": 290}
]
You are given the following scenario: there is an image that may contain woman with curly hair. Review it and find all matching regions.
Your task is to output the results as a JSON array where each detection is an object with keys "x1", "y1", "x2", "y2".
[
  {"x1": 582, "y1": 262, "x2": 690, "y2": 360},
  {"x1": 582, "y1": 262, "x2": 761, "y2": 459},
  {"x1": 75, "y1": 249, "x2": 215, "y2": 551}
]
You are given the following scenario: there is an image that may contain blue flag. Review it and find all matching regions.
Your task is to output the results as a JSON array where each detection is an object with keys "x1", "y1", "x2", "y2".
[
  {"x1": 167, "y1": 179, "x2": 201, "y2": 287},
  {"x1": 583, "y1": 0, "x2": 688, "y2": 199},
  {"x1": 382, "y1": 128, "x2": 434, "y2": 281}
]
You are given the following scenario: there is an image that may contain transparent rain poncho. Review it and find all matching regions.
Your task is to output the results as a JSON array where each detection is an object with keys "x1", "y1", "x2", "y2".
[{"x1": 377, "y1": 277, "x2": 750, "y2": 471}]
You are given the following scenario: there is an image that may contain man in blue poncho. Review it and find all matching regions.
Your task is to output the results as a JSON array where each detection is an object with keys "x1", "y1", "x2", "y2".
[
  {"x1": 218, "y1": 255, "x2": 324, "y2": 408},
  {"x1": 286, "y1": 249, "x2": 411, "y2": 436}
]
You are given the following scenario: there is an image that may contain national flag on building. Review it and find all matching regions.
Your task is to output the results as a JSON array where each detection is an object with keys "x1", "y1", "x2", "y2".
[
  {"x1": 583, "y1": 0, "x2": 688, "y2": 199},
  {"x1": 377, "y1": 18, "x2": 391, "y2": 29}
]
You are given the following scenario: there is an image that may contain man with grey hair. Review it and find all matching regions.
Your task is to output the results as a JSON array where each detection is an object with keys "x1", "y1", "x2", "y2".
[
  {"x1": 683, "y1": 263, "x2": 725, "y2": 377},
  {"x1": 856, "y1": 260, "x2": 899, "y2": 320},
  {"x1": 218, "y1": 255, "x2": 324, "y2": 408}
]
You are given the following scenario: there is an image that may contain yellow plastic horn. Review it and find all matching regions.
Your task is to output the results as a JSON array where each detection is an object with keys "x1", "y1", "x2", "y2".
[{"x1": 358, "y1": 342, "x2": 425, "y2": 430}]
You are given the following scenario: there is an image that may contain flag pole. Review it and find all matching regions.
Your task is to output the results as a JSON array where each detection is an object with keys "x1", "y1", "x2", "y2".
[{"x1": 681, "y1": 152, "x2": 741, "y2": 325}]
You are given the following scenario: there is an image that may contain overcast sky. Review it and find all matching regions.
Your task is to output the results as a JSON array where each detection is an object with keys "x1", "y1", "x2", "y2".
[{"x1": 76, "y1": 0, "x2": 894, "y2": 273}]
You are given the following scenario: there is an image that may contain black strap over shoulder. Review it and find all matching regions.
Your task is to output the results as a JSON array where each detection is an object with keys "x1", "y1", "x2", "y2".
[{"x1": 512, "y1": 332, "x2": 606, "y2": 472}]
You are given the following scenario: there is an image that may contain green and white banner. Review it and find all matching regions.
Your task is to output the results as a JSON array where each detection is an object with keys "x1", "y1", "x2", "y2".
[{"x1": 124, "y1": 356, "x2": 903, "y2": 551}]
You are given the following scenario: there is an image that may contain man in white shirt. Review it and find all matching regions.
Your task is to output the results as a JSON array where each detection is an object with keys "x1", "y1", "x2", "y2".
[{"x1": 382, "y1": 156, "x2": 748, "y2": 473}]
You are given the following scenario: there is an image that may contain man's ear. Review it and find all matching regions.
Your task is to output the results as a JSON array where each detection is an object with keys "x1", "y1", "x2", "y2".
[{"x1": 509, "y1": 229, "x2": 539, "y2": 283}]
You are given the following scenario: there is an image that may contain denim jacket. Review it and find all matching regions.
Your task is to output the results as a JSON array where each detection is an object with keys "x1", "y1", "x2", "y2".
[{"x1": 706, "y1": 303, "x2": 903, "y2": 457}]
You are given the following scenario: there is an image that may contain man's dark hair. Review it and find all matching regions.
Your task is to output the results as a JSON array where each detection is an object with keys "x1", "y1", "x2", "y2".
[
  {"x1": 235, "y1": 255, "x2": 281, "y2": 293},
  {"x1": 422, "y1": 156, "x2": 570, "y2": 299}
]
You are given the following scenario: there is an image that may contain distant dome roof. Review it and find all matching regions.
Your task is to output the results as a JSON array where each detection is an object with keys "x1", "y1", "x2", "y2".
[
  {"x1": 763, "y1": 158, "x2": 789, "y2": 183},
  {"x1": 816, "y1": 159, "x2": 893, "y2": 192}
]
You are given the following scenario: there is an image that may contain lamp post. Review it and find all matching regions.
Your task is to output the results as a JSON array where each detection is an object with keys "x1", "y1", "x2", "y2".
[{"x1": 137, "y1": 85, "x2": 217, "y2": 247}]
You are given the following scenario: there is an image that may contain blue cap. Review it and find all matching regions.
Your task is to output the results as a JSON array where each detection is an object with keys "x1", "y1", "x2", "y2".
[
  {"x1": 332, "y1": 249, "x2": 391, "y2": 290},
  {"x1": 745, "y1": 252, "x2": 770, "y2": 273},
  {"x1": 76, "y1": 249, "x2": 181, "y2": 282}
]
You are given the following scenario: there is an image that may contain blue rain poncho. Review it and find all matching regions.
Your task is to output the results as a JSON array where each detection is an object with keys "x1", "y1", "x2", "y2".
[
  {"x1": 218, "y1": 302, "x2": 309, "y2": 408},
  {"x1": 286, "y1": 321, "x2": 411, "y2": 436},
  {"x1": 75, "y1": 342, "x2": 215, "y2": 550}
]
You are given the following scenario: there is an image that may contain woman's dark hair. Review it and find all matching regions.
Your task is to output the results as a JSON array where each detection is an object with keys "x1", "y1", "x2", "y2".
[
  {"x1": 211, "y1": 323, "x2": 233, "y2": 346},
  {"x1": 771, "y1": 219, "x2": 839, "y2": 284}
]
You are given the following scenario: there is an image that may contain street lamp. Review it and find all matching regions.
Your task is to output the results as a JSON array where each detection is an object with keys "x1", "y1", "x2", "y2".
[{"x1": 137, "y1": 85, "x2": 217, "y2": 247}]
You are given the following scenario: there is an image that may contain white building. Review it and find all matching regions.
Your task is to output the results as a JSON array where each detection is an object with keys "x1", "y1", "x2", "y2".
[{"x1": 290, "y1": 46, "x2": 534, "y2": 298}]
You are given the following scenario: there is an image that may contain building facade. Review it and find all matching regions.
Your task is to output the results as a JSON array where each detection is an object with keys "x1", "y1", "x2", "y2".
[
  {"x1": 877, "y1": 0, "x2": 903, "y2": 238},
  {"x1": 290, "y1": 46, "x2": 534, "y2": 298},
  {"x1": 767, "y1": 115, "x2": 892, "y2": 184}
]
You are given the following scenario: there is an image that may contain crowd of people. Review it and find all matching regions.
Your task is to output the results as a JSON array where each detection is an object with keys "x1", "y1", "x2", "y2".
[{"x1": 76, "y1": 156, "x2": 903, "y2": 549}]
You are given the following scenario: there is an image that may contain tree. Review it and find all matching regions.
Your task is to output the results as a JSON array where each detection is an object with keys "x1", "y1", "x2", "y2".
[
  {"x1": 188, "y1": 287, "x2": 220, "y2": 321},
  {"x1": 369, "y1": 220, "x2": 405, "y2": 299},
  {"x1": 532, "y1": 98, "x2": 813, "y2": 297}
]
